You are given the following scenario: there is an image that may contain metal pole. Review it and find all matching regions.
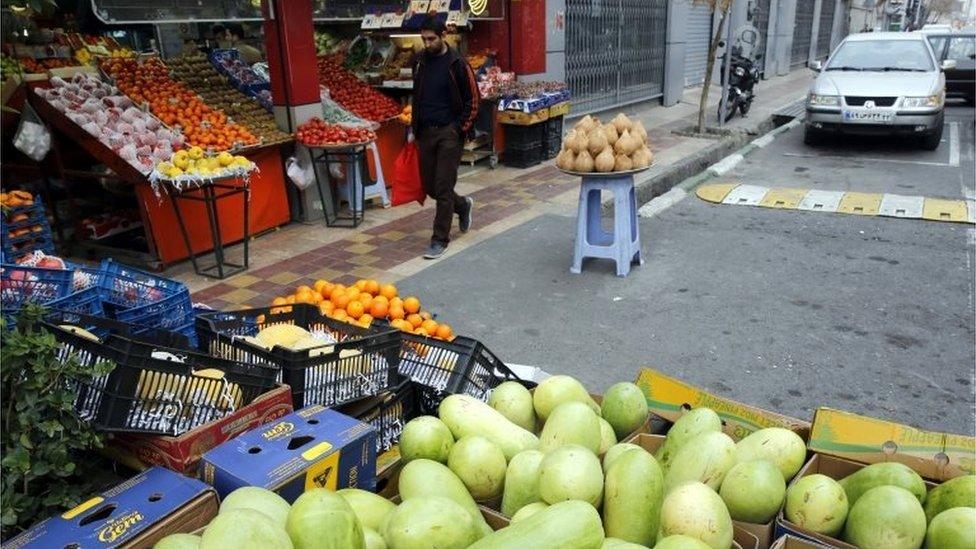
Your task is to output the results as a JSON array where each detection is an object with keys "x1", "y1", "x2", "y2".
[{"x1": 719, "y1": 11, "x2": 734, "y2": 127}]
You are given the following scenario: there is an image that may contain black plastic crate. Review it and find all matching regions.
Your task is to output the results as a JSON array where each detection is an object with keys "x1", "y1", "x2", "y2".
[
  {"x1": 542, "y1": 116, "x2": 564, "y2": 160},
  {"x1": 45, "y1": 310, "x2": 194, "y2": 349},
  {"x1": 44, "y1": 324, "x2": 279, "y2": 436},
  {"x1": 337, "y1": 378, "x2": 421, "y2": 454},
  {"x1": 386, "y1": 329, "x2": 528, "y2": 415},
  {"x1": 502, "y1": 123, "x2": 544, "y2": 149},
  {"x1": 196, "y1": 304, "x2": 402, "y2": 408},
  {"x1": 502, "y1": 143, "x2": 543, "y2": 169}
]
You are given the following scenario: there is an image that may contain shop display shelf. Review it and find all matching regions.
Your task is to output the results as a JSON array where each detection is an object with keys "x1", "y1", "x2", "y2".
[
  {"x1": 196, "y1": 303, "x2": 402, "y2": 408},
  {"x1": 45, "y1": 324, "x2": 278, "y2": 436}
]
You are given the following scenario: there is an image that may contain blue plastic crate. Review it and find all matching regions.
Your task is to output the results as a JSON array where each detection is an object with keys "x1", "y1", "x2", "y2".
[
  {"x1": 2, "y1": 197, "x2": 48, "y2": 231},
  {"x1": 1, "y1": 264, "x2": 74, "y2": 318},
  {"x1": 96, "y1": 259, "x2": 187, "y2": 309},
  {"x1": 113, "y1": 288, "x2": 194, "y2": 332}
]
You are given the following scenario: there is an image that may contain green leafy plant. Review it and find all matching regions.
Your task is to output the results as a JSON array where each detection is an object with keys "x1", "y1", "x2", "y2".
[{"x1": 1, "y1": 304, "x2": 114, "y2": 541}]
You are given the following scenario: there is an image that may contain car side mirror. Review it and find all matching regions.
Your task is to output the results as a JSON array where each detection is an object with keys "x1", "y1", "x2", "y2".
[
  {"x1": 809, "y1": 60, "x2": 823, "y2": 71},
  {"x1": 941, "y1": 59, "x2": 957, "y2": 70}
]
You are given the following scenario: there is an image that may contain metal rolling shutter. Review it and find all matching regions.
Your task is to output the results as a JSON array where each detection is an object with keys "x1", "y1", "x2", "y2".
[
  {"x1": 566, "y1": 0, "x2": 668, "y2": 115},
  {"x1": 816, "y1": 0, "x2": 837, "y2": 58},
  {"x1": 792, "y1": 0, "x2": 816, "y2": 66},
  {"x1": 684, "y1": 3, "x2": 714, "y2": 87}
]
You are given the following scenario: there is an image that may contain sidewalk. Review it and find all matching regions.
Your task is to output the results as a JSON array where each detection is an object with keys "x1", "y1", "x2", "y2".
[{"x1": 181, "y1": 70, "x2": 815, "y2": 309}]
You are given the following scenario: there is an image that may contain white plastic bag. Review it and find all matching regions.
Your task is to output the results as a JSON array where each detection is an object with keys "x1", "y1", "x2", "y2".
[
  {"x1": 13, "y1": 104, "x2": 51, "y2": 162},
  {"x1": 286, "y1": 145, "x2": 315, "y2": 190}
]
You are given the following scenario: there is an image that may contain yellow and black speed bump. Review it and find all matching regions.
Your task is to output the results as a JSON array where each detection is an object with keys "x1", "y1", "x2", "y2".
[{"x1": 696, "y1": 184, "x2": 975, "y2": 224}]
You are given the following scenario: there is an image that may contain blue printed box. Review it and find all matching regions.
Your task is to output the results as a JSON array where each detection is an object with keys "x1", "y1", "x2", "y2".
[
  {"x1": 199, "y1": 405, "x2": 377, "y2": 503},
  {"x1": 6, "y1": 467, "x2": 217, "y2": 548}
]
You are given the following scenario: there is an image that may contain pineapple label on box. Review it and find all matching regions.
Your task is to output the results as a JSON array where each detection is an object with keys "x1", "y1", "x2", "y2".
[{"x1": 200, "y1": 406, "x2": 377, "y2": 503}]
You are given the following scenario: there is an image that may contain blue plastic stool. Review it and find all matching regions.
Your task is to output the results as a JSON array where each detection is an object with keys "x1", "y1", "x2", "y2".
[{"x1": 571, "y1": 173, "x2": 643, "y2": 277}]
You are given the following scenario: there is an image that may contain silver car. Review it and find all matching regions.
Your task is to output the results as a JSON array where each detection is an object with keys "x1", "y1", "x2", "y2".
[{"x1": 804, "y1": 32, "x2": 955, "y2": 150}]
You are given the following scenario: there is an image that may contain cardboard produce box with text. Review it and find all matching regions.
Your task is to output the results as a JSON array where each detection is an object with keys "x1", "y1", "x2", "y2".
[
  {"x1": 105, "y1": 384, "x2": 294, "y2": 475},
  {"x1": 634, "y1": 368, "x2": 811, "y2": 441},
  {"x1": 6, "y1": 467, "x2": 218, "y2": 549},
  {"x1": 199, "y1": 405, "x2": 377, "y2": 502},
  {"x1": 775, "y1": 407, "x2": 976, "y2": 547}
]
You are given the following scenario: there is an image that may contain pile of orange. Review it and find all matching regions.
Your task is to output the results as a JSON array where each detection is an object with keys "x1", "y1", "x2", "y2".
[
  {"x1": 270, "y1": 278, "x2": 454, "y2": 341},
  {"x1": 101, "y1": 57, "x2": 257, "y2": 152}
]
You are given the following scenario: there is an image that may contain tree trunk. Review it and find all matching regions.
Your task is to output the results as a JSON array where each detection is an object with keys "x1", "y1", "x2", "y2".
[{"x1": 698, "y1": 6, "x2": 732, "y2": 133}]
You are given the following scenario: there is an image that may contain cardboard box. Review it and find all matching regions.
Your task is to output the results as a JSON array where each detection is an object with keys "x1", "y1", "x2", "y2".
[
  {"x1": 6, "y1": 467, "x2": 218, "y2": 549},
  {"x1": 200, "y1": 405, "x2": 377, "y2": 502},
  {"x1": 770, "y1": 535, "x2": 832, "y2": 548},
  {"x1": 105, "y1": 384, "x2": 294, "y2": 475},
  {"x1": 807, "y1": 407, "x2": 976, "y2": 481},
  {"x1": 635, "y1": 368, "x2": 811, "y2": 441},
  {"x1": 775, "y1": 407, "x2": 974, "y2": 548}
]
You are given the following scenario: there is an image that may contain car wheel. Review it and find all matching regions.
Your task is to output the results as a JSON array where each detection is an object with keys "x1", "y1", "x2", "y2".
[
  {"x1": 803, "y1": 125, "x2": 822, "y2": 146},
  {"x1": 919, "y1": 124, "x2": 944, "y2": 151}
]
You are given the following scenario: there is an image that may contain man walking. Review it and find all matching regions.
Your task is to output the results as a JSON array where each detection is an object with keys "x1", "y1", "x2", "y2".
[{"x1": 411, "y1": 17, "x2": 480, "y2": 259}]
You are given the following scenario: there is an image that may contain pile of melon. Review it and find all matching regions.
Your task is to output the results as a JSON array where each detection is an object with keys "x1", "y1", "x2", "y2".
[{"x1": 556, "y1": 113, "x2": 653, "y2": 173}]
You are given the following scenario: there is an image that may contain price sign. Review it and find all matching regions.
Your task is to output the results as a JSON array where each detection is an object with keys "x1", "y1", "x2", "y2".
[
  {"x1": 361, "y1": 13, "x2": 382, "y2": 29},
  {"x1": 430, "y1": 0, "x2": 450, "y2": 12},
  {"x1": 446, "y1": 10, "x2": 469, "y2": 26},
  {"x1": 409, "y1": 0, "x2": 430, "y2": 13},
  {"x1": 380, "y1": 12, "x2": 405, "y2": 27}
]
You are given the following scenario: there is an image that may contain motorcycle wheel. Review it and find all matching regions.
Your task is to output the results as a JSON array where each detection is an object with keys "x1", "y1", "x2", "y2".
[
  {"x1": 718, "y1": 94, "x2": 738, "y2": 123},
  {"x1": 739, "y1": 98, "x2": 752, "y2": 116}
]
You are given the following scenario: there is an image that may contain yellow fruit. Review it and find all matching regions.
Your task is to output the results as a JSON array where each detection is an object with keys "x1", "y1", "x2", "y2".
[
  {"x1": 157, "y1": 161, "x2": 173, "y2": 172},
  {"x1": 255, "y1": 324, "x2": 312, "y2": 348},
  {"x1": 218, "y1": 152, "x2": 234, "y2": 167},
  {"x1": 188, "y1": 146, "x2": 204, "y2": 160},
  {"x1": 173, "y1": 156, "x2": 189, "y2": 170}
]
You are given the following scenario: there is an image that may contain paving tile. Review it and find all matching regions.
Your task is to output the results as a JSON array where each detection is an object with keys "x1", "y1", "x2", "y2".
[
  {"x1": 224, "y1": 273, "x2": 260, "y2": 288},
  {"x1": 250, "y1": 279, "x2": 285, "y2": 294},
  {"x1": 346, "y1": 243, "x2": 378, "y2": 254},
  {"x1": 266, "y1": 271, "x2": 303, "y2": 285},
  {"x1": 220, "y1": 287, "x2": 260, "y2": 305},
  {"x1": 349, "y1": 255, "x2": 381, "y2": 266}
]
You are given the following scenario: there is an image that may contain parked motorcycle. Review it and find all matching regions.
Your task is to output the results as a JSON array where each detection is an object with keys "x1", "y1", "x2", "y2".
[{"x1": 718, "y1": 29, "x2": 762, "y2": 123}]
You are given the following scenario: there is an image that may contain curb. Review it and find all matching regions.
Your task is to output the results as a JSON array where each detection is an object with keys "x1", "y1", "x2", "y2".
[{"x1": 637, "y1": 117, "x2": 802, "y2": 218}]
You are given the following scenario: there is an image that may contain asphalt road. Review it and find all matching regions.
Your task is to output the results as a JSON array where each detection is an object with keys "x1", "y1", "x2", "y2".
[{"x1": 399, "y1": 103, "x2": 976, "y2": 435}]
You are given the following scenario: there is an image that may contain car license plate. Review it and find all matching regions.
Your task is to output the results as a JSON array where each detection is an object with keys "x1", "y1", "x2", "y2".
[{"x1": 843, "y1": 110, "x2": 894, "y2": 124}]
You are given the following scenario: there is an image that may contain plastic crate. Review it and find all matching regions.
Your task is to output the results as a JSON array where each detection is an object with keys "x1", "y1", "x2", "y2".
[
  {"x1": 338, "y1": 378, "x2": 421, "y2": 454},
  {"x1": 196, "y1": 304, "x2": 402, "y2": 408},
  {"x1": 45, "y1": 310, "x2": 195, "y2": 349},
  {"x1": 542, "y1": 116, "x2": 563, "y2": 160},
  {"x1": 46, "y1": 324, "x2": 278, "y2": 436},
  {"x1": 1, "y1": 197, "x2": 56, "y2": 262},
  {"x1": 97, "y1": 259, "x2": 193, "y2": 330},
  {"x1": 501, "y1": 143, "x2": 543, "y2": 169},
  {"x1": 388, "y1": 330, "x2": 527, "y2": 415},
  {"x1": 1, "y1": 264, "x2": 74, "y2": 318},
  {"x1": 502, "y1": 123, "x2": 544, "y2": 149}
]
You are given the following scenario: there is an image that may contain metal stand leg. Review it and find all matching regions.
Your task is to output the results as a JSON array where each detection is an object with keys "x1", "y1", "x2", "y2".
[
  {"x1": 168, "y1": 188, "x2": 201, "y2": 275},
  {"x1": 166, "y1": 180, "x2": 250, "y2": 280}
]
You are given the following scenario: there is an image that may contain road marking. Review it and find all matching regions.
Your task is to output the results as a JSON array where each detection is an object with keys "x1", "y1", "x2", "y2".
[
  {"x1": 709, "y1": 153, "x2": 745, "y2": 176},
  {"x1": 782, "y1": 152, "x2": 954, "y2": 167},
  {"x1": 696, "y1": 183, "x2": 974, "y2": 224},
  {"x1": 751, "y1": 134, "x2": 775, "y2": 148},
  {"x1": 949, "y1": 122, "x2": 960, "y2": 167}
]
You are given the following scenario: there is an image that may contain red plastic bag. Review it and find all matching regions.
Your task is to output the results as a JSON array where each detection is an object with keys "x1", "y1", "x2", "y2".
[{"x1": 391, "y1": 141, "x2": 425, "y2": 207}]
